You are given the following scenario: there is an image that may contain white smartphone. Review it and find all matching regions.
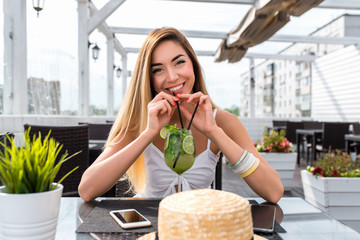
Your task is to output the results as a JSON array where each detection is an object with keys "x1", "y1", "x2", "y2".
[
  {"x1": 110, "y1": 209, "x2": 152, "y2": 229},
  {"x1": 251, "y1": 205, "x2": 276, "y2": 233}
]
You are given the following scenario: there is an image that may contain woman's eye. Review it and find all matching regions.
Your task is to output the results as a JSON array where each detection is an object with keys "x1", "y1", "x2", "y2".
[
  {"x1": 152, "y1": 68, "x2": 162, "y2": 74},
  {"x1": 175, "y1": 60, "x2": 185, "y2": 66}
]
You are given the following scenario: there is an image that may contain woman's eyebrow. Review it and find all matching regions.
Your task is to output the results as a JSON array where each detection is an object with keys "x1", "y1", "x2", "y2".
[
  {"x1": 171, "y1": 54, "x2": 184, "y2": 62},
  {"x1": 151, "y1": 54, "x2": 185, "y2": 67},
  {"x1": 151, "y1": 63, "x2": 162, "y2": 67}
]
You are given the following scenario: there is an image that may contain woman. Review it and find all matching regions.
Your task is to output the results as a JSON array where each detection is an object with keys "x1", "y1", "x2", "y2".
[{"x1": 78, "y1": 27, "x2": 283, "y2": 203}]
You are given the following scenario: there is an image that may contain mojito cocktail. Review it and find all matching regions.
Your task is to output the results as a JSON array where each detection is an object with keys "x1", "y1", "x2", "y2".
[{"x1": 160, "y1": 124, "x2": 195, "y2": 174}]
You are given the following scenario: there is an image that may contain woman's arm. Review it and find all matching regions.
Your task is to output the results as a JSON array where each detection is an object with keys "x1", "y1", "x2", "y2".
[
  {"x1": 78, "y1": 92, "x2": 178, "y2": 202},
  {"x1": 177, "y1": 92, "x2": 283, "y2": 203},
  {"x1": 210, "y1": 110, "x2": 284, "y2": 203},
  {"x1": 78, "y1": 129, "x2": 155, "y2": 202}
]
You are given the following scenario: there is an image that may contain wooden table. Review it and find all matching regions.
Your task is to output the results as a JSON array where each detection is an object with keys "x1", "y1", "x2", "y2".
[{"x1": 296, "y1": 129, "x2": 323, "y2": 165}]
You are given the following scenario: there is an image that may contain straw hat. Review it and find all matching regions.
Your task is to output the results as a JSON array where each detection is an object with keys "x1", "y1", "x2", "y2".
[{"x1": 137, "y1": 189, "x2": 266, "y2": 240}]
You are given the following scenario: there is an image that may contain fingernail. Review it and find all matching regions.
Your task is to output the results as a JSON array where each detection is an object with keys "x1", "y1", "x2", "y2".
[
  {"x1": 186, "y1": 99, "x2": 190, "y2": 103},
  {"x1": 172, "y1": 101, "x2": 176, "y2": 105},
  {"x1": 175, "y1": 97, "x2": 179, "y2": 100}
]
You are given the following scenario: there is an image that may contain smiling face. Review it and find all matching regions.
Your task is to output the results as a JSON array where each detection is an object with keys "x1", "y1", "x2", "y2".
[{"x1": 150, "y1": 40, "x2": 195, "y2": 95}]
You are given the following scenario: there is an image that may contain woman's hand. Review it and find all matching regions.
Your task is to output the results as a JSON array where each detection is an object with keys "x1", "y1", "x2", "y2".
[
  {"x1": 146, "y1": 91, "x2": 177, "y2": 136},
  {"x1": 177, "y1": 92, "x2": 217, "y2": 135}
]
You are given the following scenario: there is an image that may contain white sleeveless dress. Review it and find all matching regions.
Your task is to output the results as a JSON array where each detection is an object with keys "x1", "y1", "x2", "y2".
[{"x1": 137, "y1": 109, "x2": 219, "y2": 198}]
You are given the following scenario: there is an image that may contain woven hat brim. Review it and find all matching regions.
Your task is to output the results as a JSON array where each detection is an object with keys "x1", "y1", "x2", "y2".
[{"x1": 136, "y1": 232, "x2": 267, "y2": 240}]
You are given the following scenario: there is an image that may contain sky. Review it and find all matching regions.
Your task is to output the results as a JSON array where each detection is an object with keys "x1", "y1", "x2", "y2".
[{"x1": 1, "y1": 0, "x2": 358, "y2": 113}]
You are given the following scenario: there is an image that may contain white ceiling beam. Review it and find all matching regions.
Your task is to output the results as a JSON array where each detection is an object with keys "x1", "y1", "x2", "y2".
[
  {"x1": 158, "y1": 0, "x2": 254, "y2": 4},
  {"x1": 88, "y1": 1, "x2": 127, "y2": 57},
  {"x1": 125, "y1": 47, "x2": 316, "y2": 61},
  {"x1": 269, "y1": 34, "x2": 360, "y2": 45},
  {"x1": 125, "y1": 47, "x2": 215, "y2": 56},
  {"x1": 318, "y1": 0, "x2": 360, "y2": 10},
  {"x1": 88, "y1": 0, "x2": 126, "y2": 34},
  {"x1": 109, "y1": 26, "x2": 360, "y2": 45},
  {"x1": 110, "y1": 26, "x2": 228, "y2": 39},
  {"x1": 245, "y1": 52, "x2": 316, "y2": 61},
  {"x1": 163, "y1": 0, "x2": 360, "y2": 10}
]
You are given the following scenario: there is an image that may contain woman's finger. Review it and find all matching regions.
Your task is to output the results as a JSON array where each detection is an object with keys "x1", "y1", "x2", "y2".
[
  {"x1": 198, "y1": 95, "x2": 210, "y2": 105},
  {"x1": 149, "y1": 99, "x2": 174, "y2": 117},
  {"x1": 153, "y1": 91, "x2": 178, "y2": 105},
  {"x1": 177, "y1": 92, "x2": 203, "y2": 105}
]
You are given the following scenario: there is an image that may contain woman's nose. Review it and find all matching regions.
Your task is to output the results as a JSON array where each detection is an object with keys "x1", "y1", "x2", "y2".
[{"x1": 167, "y1": 67, "x2": 178, "y2": 82}]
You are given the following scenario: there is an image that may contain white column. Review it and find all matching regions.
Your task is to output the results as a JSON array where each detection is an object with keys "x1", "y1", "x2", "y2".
[
  {"x1": 249, "y1": 58, "x2": 255, "y2": 118},
  {"x1": 3, "y1": 0, "x2": 27, "y2": 114},
  {"x1": 77, "y1": 0, "x2": 90, "y2": 116},
  {"x1": 121, "y1": 55, "x2": 128, "y2": 100},
  {"x1": 3, "y1": 0, "x2": 13, "y2": 114},
  {"x1": 106, "y1": 38, "x2": 114, "y2": 116}
]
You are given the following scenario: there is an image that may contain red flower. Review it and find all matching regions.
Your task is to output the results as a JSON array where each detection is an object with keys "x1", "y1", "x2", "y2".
[
  {"x1": 333, "y1": 169, "x2": 339, "y2": 177},
  {"x1": 312, "y1": 167, "x2": 322, "y2": 175}
]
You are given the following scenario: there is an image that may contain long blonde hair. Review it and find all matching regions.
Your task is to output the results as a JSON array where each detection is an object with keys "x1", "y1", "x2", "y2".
[{"x1": 106, "y1": 27, "x2": 214, "y2": 193}]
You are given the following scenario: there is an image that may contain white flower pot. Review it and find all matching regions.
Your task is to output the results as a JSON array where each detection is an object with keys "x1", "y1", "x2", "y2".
[
  {"x1": 260, "y1": 152, "x2": 297, "y2": 191},
  {"x1": 301, "y1": 170, "x2": 360, "y2": 232},
  {"x1": 0, "y1": 184, "x2": 63, "y2": 240}
]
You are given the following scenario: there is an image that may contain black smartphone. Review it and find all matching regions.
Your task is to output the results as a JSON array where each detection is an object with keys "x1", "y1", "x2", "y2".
[{"x1": 251, "y1": 205, "x2": 276, "y2": 233}]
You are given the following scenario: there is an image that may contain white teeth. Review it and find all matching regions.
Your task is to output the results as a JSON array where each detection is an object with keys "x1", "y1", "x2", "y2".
[{"x1": 168, "y1": 84, "x2": 184, "y2": 92}]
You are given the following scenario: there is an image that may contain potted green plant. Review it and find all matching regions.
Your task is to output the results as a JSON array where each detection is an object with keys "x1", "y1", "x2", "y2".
[
  {"x1": 0, "y1": 129, "x2": 79, "y2": 240},
  {"x1": 301, "y1": 150, "x2": 360, "y2": 232},
  {"x1": 255, "y1": 129, "x2": 296, "y2": 190}
]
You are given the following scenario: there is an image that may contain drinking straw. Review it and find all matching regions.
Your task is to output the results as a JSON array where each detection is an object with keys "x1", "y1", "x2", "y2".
[
  {"x1": 187, "y1": 101, "x2": 199, "y2": 130},
  {"x1": 173, "y1": 92, "x2": 184, "y2": 129},
  {"x1": 173, "y1": 153, "x2": 180, "y2": 169}
]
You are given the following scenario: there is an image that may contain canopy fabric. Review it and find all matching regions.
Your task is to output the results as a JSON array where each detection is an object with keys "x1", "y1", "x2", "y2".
[{"x1": 215, "y1": 0, "x2": 324, "y2": 63}]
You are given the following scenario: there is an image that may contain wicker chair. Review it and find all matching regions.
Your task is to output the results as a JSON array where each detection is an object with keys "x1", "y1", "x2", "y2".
[
  {"x1": 301, "y1": 121, "x2": 323, "y2": 164},
  {"x1": 303, "y1": 121, "x2": 323, "y2": 130},
  {"x1": 349, "y1": 122, "x2": 360, "y2": 153},
  {"x1": 0, "y1": 132, "x2": 14, "y2": 155},
  {"x1": 272, "y1": 120, "x2": 287, "y2": 127},
  {"x1": 314, "y1": 122, "x2": 351, "y2": 161},
  {"x1": 212, "y1": 152, "x2": 223, "y2": 190},
  {"x1": 285, "y1": 121, "x2": 304, "y2": 144},
  {"x1": 88, "y1": 123, "x2": 112, "y2": 140},
  {"x1": 24, "y1": 124, "x2": 89, "y2": 197},
  {"x1": 0, "y1": 132, "x2": 15, "y2": 186}
]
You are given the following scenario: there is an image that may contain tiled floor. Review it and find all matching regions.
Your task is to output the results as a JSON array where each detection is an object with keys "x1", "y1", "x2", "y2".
[{"x1": 222, "y1": 156, "x2": 307, "y2": 199}]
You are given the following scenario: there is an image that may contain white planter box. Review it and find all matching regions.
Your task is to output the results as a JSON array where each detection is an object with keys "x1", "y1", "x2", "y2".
[
  {"x1": 261, "y1": 152, "x2": 297, "y2": 191},
  {"x1": 301, "y1": 170, "x2": 360, "y2": 232}
]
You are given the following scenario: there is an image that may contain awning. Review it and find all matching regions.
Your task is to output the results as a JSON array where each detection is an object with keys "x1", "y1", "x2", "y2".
[{"x1": 215, "y1": 0, "x2": 324, "y2": 63}]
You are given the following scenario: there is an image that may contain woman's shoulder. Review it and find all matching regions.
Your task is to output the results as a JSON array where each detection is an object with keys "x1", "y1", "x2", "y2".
[
  {"x1": 215, "y1": 108, "x2": 246, "y2": 134},
  {"x1": 215, "y1": 108, "x2": 241, "y2": 125}
]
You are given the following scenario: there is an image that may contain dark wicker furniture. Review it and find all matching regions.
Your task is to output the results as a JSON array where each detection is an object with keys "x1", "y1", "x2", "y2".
[{"x1": 24, "y1": 124, "x2": 89, "y2": 197}]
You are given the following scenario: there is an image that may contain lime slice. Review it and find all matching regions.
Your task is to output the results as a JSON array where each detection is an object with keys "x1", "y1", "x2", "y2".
[
  {"x1": 160, "y1": 127, "x2": 168, "y2": 139},
  {"x1": 164, "y1": 133, "x2": 170, "y2": 150},
  {"x1": 182, "y1": 135, "x2": 195, "y2": 154}
]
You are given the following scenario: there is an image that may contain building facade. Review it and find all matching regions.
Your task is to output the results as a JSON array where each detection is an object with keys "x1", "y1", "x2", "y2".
[{"x1": 239, "y1": 14, "x2": 360, "y2": 118}]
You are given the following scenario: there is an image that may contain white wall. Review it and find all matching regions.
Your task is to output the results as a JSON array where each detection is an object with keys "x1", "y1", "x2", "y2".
[{"x1": 312, "y1": 45, "x2": 360, "y2": 122}]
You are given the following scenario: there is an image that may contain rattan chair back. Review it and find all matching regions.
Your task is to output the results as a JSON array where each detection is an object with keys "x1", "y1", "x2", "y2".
[
  {"x1": 303, "y1": 121, "x2": 323, "y2": 130},
  {"x1": 286, "y1": 121, "x2": 304, "y2": 144},
  {"x1": 24, "y1": 124, "x2": 89, "y2": 196},
  {"x1": 321, "y1": 122, "x2": 350, "y2": 151},
  {"x1": 272, "y1": 120, "x2": 287, "y2": 127},
  {"x1": 353, "y1": 122, "x2": 360, "y2": 134}
]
